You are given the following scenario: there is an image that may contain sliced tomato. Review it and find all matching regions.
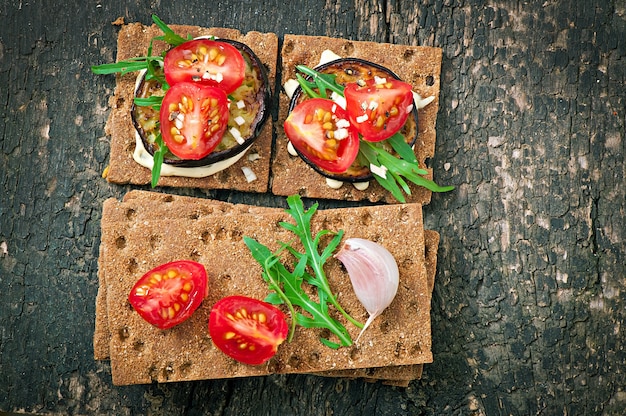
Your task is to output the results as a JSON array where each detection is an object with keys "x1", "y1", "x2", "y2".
[
  {"x1": 209, "y1": 295, "x2": 288, "y2": 365},
  {"x1": 128, "y1": 260, "x2": 208, "y2": 330},
  {"x1": 344, "y1": 77, "x2": 414, "y2": 142},
  {"x1": 284, "y1": 98, "x2": 360, "y2": 173},
  {"x1": 159, "y1": 82, "x2": 230, "y2": 160},
  {"x1": 163, "y1": 39, "x2": 245, "y2": 93}
]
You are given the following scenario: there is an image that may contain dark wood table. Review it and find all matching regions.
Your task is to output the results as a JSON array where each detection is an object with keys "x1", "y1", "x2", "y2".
[{"x1": 2, "y1": 0, "x2": 625, "y2": 414}]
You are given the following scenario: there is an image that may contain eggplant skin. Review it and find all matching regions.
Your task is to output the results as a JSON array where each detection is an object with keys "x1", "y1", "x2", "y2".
[
  {"x1": 132, "y1": 39, "x2": 271, "y2": 168},
  {"x1": 288, "y1": 58, "x2": 419, "y2": 183}
]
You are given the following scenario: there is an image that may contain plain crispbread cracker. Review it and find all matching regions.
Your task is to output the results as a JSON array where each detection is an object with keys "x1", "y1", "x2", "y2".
[
  {"x1": 272, "y1": 34, "x2": 443, "y2": 203},
  {"x1": 96, "y1": 191, "x2": 433, "y2": 385},
  {"x1": 103, "y1": 23, "x2": 277, "y2": 192}
]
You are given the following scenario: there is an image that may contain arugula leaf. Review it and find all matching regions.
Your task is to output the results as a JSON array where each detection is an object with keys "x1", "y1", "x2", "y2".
[
  {"x1": 151, "y1": 134, "x2": 166, "y2": 188},
  {"x1": 293, "y1": 66, "x2": 454, "y2": 202},
  {"x1": 243, "y1": 195, "x2": 361, "y2": 348},
  {"x1": 151, "y1": 14, "x2": 188, "y2": 46}
]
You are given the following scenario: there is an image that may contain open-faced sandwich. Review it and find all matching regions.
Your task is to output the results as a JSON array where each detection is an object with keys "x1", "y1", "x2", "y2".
[
  {"x1": 273, "y1": 34, "x2": 455, "y2": 203},
  {"x1": 94, "y1": 190, "x2": 440, "y2": 386},
  {"x1": 93, "y1": 16, "x2": 277, "y2": 192}
]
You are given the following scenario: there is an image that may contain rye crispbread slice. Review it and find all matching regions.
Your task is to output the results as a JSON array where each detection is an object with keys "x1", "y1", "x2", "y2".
[
  {"x1": 103, "y1": 23, "x2": 277, "y2": 192},
  {"x1": 272, "y1": 34, "x2": 443, "y2": 203},
  {"x1": 96, "y1": 191, "x2": 433, "y2": 385}
]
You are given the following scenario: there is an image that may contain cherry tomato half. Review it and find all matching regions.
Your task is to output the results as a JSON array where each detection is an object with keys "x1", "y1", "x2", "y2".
[
  {"x1": 128, "y1": 260, "x2": 209, "y2": 330},
  {"x1": 344, "y1": 78, "x2": 414, "y2": 142},
  {"x1": 164, "y1": 39, "x2": 246, "y2": 94},
  {"x1": 159, "y1": 82, "x2": 230, "y2": 160},
  {"x1": 284, "y1": 98, "x2": 360, "y2": 173},
  {"x1": 209, "y1": 295, "x2": 288, "y2": 365}
]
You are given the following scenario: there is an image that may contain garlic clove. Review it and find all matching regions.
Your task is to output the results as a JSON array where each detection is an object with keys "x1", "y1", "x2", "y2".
[{"x1": 334, "y1": 238, "x2": 399, "y2": 343}]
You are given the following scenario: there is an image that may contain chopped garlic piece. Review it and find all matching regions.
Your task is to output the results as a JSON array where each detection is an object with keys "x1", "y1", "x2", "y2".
[
  {"x1": 248, "y1": 152, "x2": 261, "y2": 162},
  {"x1": 318, "y1": 49, "x2": 342, "y2": 66},
  {"x1": 369, "y1": 163, "x2": 388, "y2": 179},
  {"x1": 284, "y1": 79, "x2": 300, "y2": 99},
  {"x1": 236, "y1": 100, "x2": 246, "y2": 109},
  {"x1": 353, "y1": 181, "x2": 370, "y2": 191},
  {"x1": 230, "y1": 127, "x2": 244, "y2": 144},
  {"x1": 234, "y1": 116, "x2": 246, "y2": 126},
  {"x1": 334, "y1": 128, "x2": 349, "y2": 140},
  {"x1": 241, "y1": 166, "x2": 257, "y2": 182},
  {"x1": 356, "y1": 114, "x2": 368, "y2": 123},
  {"x1": 335, "y1": 119, "x2": 350, "y2": 129},
  {"x1": 325, "y1": 178, "x2": 344, "y2": 189},
  {"x1": 412, "y1": 91, "x2": 435, "y2": 109},
  {"x1": 331, "y1": 91, "x2": 346, "y2": 110},
  {"x1": 287, "y1": 141, "x2": 298, "y2": 156},
  {"x1": 374, "y1": 76, "x2": 387, "y2": 85}
]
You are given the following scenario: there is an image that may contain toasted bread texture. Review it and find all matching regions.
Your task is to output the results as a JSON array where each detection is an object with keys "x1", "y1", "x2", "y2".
[{"x1": 95, "y1": 191, "x2": 435, "y2": 385}]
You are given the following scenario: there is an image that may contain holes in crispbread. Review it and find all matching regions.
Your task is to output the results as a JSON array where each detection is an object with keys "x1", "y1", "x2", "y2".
[
  {"x1": 133, "y1": 340, "x2": 145, "y2": 351},
  {"x1": 360, "y1": 212, "x2": 372, "y2": 226},
  {"x1": 379, "y1": 319, "x2": 390, "y2": 334},
  {"x1": 283, "y1": 40, "x2": 294, "y2": 55},
  {"x1": 410, "y1": 341, "x2": 423, "y2": 355},
  {"x1": 189, "y1": 248, "x2": 201, "y2": 262},
  {"x1": 118, "y1": 326, "x2": 130, "y2": 341},
  {"x1": 288, "y1": 354, "x2": 301, "y2": 369},
  {"x1": 308, "y1": 351, "x2": 320, "y2": 365},
  {"x1": 201, "y1": 231, "x2": 211, "y2": 243},
  {"x1": 125, "y1": 208, "x2": 136, "y2": 220},
  {"x1": 115, "y1": 236, "x2": 126, "y2": 249},
  {"x1": 149, "y1": 234, "x2": 160, "y2": 250},
  {"x1": 425, "y1": 75, "x2": 435, "y2": 86},
  {"x1": 127, "y1": 258, "x2": 138, "y2": 274},
  {"x1": 341, "y1": 41, "x2": 354, "y2": 55},
  {"x1": 402, "y1": 49, "x2": 414, "y2": 61}
]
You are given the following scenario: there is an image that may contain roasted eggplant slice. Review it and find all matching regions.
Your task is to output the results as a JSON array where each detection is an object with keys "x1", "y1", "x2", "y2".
[
  {"x1": 288, "y1": 58, "x2": 419, "y2": 183},
  {"x1": 132, "y1": 39, "x2": 270, "y2": 168}
]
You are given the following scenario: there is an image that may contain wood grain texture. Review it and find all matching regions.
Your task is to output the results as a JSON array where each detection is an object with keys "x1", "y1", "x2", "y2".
[{"x1": 1, "y1": 0, "x2": 625, "y2": 415}]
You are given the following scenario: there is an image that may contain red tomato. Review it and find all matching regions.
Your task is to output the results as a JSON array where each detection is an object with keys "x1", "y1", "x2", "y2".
[
  {"x1": 209, "y1": 295, "x2": 288, "y2": 365},
  {"x1": 159, "y1": 82, "x2": 230, "y2": 160},
  {"x1": 128, "y1": 260, "x2": 208, "y2": 330},
  {"x1": 163, "y1": 39, "x2": 245, "y2": 93},
  {"x1": 344, "y1": 78, "x2": 414, "y2": 142},
  {"x1": 284, "y1": 98, "x2": 360, "y2": 173}
]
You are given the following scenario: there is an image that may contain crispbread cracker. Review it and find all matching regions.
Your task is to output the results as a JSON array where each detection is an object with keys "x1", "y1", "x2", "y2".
[
  {"x1": 272, "y1": 34, "x2": 443, "y2": 203},
  {"x1": 97, "y1": 191, "x2": 432, "y2": 385},
  {"x1": 103, "y1": 23, "x2": 277, "y2": 191}
]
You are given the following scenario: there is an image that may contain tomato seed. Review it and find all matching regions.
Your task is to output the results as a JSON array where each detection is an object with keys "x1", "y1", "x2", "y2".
[{"x1": 224, "y1": 331, "x2": 236, "y2": 339}]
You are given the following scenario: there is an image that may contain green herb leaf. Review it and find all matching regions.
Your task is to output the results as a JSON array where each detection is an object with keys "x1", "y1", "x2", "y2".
[
  {"x1": 133, "y1": 95, "x2": 163, "y2": 110},
  {"x1": 244, "y1": 230, "x2": 353, "y2": 347},
  {"x1": 151, "y1": 14, "x2": 188, "y2": 46},
  {"x1": 91, "y1": 58, "x2": 151, "y2": 75},
  {"x1": 151, "y1": 134, "x2": 166, "y2": 188},
  {"x1": 295, "y1": 65, "x2": 345, "y2": 99}
]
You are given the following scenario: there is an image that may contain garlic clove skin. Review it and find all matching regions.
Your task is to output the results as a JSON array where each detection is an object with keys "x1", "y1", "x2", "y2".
[{"x1": 334, "y1": 238, "x2": 399, "y2": 343}]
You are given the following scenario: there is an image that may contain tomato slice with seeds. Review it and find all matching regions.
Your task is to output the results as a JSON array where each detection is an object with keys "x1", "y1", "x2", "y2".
[
  {"x1": 284, "y1": 98, "x2": 359, "y2": 173},
  {"x1": 159, "y1": 82, "x2": 230, "y2": 160},
  {"x1": 344, "y1": 78, "x2": 414, "y2": 142},
  {"x1": 163, "y1": 39, "x2": 246, "y2": 94},
  {"x1": 128, "y1": 260, "x2": 208, "y2": 330},
  {"x1": 209, "y1": 295, "x2": 288, "y2": 365}
]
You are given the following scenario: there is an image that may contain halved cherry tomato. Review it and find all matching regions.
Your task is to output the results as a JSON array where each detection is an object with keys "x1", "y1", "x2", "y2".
[
  {"x1": 128, "y1": 260, "x2": 208, "y2": 330},
  {"x1": 159, "y1": 82, "x2": 230, "y2": 160},
  {"x1": 209, "y1": 295, "x2": 288, "y2": 365},
  {"x1": 344, "y1": 77, "x2": 414, "y2": 142},
  {"x1": 284, "y1": 98, "x2": 360, "y2": 173},
  {"x1": 163, "y1": 39, "x2": 246, "y2": 94}
]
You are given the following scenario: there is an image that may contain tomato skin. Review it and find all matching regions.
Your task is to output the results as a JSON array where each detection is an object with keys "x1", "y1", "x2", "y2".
[
  {"x1": 159, "y1": 82, "x2": 230, "y2": 160},
  {"x1": 128, "y1": 260, "x2": 208, "y2": 330},
  {"x1": 209, "y1": 295, "x2": 288, "y2": 365},
  {"x1": 344, "y1": 78, "x2": 414, "y2": 142},
  {"x1": 284, "y1": 98, "x2": 360, "y2": 173},
  {"x1": 163, "y1": 39, "x2": 245, "y2": 94}
]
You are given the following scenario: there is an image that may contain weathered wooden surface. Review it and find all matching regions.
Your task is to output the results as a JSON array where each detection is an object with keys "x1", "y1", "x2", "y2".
[{"x1": 1, "y1": 0, "x2": 624, "y2": 414}]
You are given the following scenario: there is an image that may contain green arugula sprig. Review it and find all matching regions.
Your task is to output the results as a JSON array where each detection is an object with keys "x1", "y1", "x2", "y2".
[
  {"x1": 294, "y1": 65, "x2": 454, "y2": 202},
  {"x1": 91, "y1": 15, "x2": 189, "y2": 187},
  {"x1": 244, "y1": 195, "x2": 362, "y2": 349}
]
